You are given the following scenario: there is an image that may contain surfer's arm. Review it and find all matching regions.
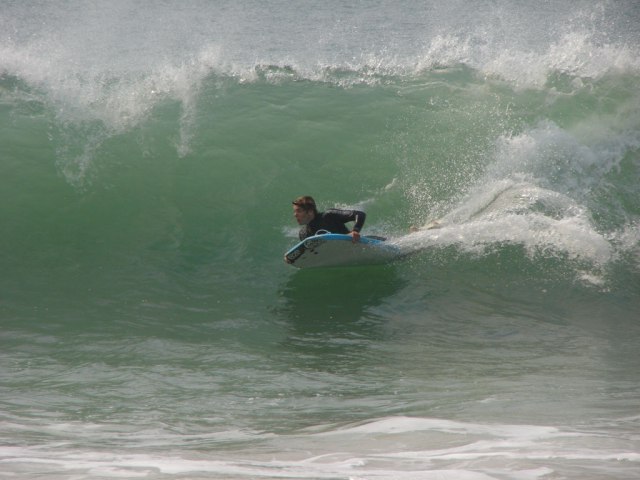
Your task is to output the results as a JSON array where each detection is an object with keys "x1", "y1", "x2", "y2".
[
  {"x1": 349, "y1": 211, "x2": 364, "y2": 242},
  {"x1": 345, "y1": 209, "x2": 366, "y2": 239},
  {"x1": 327, "y1": 208, "x2": 366, "y2": 242},
  {"x1": 351, "y1": 210, "x2": 366, "y2": 234}
]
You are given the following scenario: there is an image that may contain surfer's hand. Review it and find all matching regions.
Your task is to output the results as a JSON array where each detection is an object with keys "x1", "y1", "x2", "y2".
[
  {"x1": 284, "y1": 255, "x2": 292, "y2": 264},
  {"x1": 350, "y1": 231, "x2": 361, "y2": 242}
]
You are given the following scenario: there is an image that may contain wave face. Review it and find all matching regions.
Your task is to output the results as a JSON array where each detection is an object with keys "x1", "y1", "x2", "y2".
[{"x1": 1, "y1": 1, "x2": 639, "y2": 479}]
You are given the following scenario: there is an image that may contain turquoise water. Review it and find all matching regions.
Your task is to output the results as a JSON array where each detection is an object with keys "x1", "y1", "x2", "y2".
[{"x1": 1, "y1": 1, "x2": 639, "y2": 478}]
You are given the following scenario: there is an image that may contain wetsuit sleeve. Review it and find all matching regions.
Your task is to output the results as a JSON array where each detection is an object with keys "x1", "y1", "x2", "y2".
[
  {"x1": 327, "y1": 209, "x2": 366, "y2": 233},
  {"x1": 351, "y1": 209, "x2": 366, "y2": 232}
]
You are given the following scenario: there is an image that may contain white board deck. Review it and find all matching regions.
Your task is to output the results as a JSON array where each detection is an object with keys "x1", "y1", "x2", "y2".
[{"x1": 284, "y1": 233, "x2": 400, "y2": 268}]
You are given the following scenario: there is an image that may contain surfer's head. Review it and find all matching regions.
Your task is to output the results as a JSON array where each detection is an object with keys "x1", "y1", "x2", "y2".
[{"x1": 292, "y1": 196, "x2": 317, "y2": 224}]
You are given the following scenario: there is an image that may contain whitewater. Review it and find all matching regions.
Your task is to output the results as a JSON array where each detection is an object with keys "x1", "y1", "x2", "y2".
[{"x1": 1, "y1": 1, "x2": 639, "y2": 479}]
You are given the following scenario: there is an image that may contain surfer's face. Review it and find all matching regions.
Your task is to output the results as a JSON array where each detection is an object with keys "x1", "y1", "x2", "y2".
[{"x1": 293, "y1": 204, "x2": 314, "y2": 225}]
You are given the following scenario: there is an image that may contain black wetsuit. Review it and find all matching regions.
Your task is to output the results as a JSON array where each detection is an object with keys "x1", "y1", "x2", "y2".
[{"x1": 299, "y1": 208, "x2": 366, "y2": 240}]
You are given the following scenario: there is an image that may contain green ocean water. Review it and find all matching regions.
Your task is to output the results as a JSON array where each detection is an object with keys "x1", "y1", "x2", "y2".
[{"x1": 1, "y1": 1, "x2": 640, "y2": 478}]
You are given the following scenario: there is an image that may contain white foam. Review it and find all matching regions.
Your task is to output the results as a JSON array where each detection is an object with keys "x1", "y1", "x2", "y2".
[
  {"x1": 397, "y1": 100, "x2": 640, "y2": 274},
  {"x1": 396, "y1": 179, "x2": 613, "y2": 268},
  {"x1": 482, "y1": 31, "x2": 640, "y2": 89},
  {"x1": 490, "y1": 120, "x2": 640, "y2": 193},
  {"x1": 2, "y1": 417, "x2": 637, "y2": 479},
  {"x1": 0, "y1": 37, "x2": 225, "y2": 185},
  {"x1": 312, "y1": 416, "x2": 561, "y2": 439}
]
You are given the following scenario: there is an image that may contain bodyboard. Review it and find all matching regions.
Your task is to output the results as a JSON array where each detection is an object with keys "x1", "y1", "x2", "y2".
[{"x1": 284, "y1": 233, "x2": 400, "y2": 268}]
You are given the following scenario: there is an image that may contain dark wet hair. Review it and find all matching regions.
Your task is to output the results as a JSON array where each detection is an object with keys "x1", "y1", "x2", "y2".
[{"x1": 292, "y1": 196, "x2": 317, "y2": 214}]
